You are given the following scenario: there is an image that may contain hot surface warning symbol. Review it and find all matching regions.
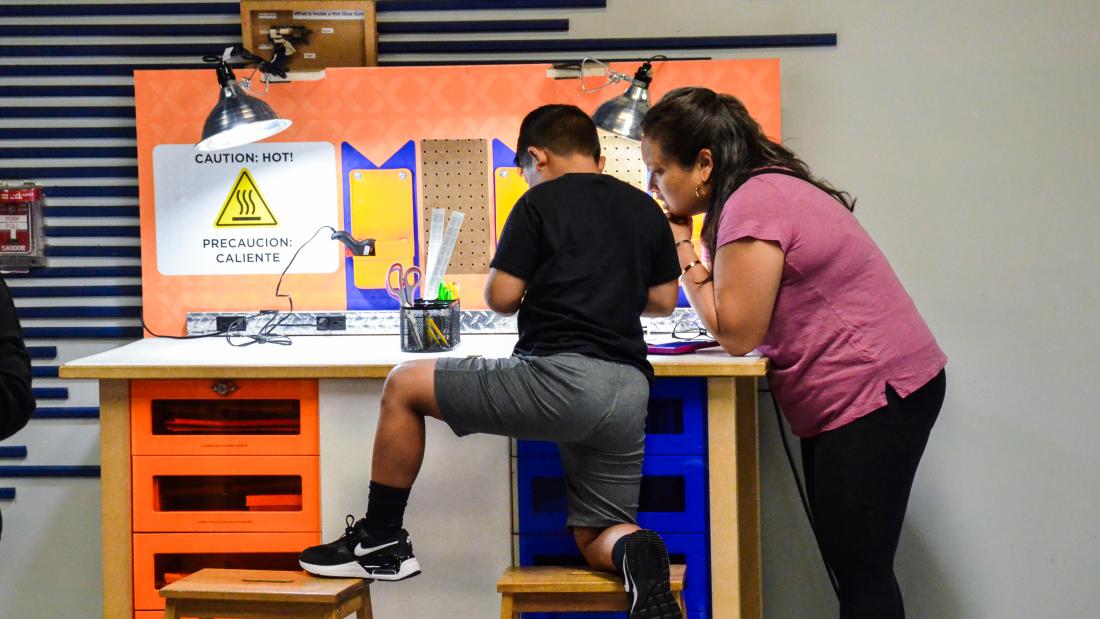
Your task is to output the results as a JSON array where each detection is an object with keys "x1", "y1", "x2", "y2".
[{"x1": 214, "y1": 168, "x2": 278, "y2": 227}]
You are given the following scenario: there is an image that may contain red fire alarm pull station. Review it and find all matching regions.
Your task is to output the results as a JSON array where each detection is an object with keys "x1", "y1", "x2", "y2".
[{"x1": 0, "y1": 181, "x2": 47, "y2": 272}]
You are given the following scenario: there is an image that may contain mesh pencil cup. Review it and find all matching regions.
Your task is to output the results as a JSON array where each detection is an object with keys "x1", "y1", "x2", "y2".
[{"x1": 400, "y1": 300, "x2": 460, "y2": 353}]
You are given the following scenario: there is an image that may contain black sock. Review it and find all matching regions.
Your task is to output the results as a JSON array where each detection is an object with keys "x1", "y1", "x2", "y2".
[
  {"x1": 611, "y1": 534, "x2": 631, "y2": 572},
  {"x1": 365, "y1": 480, "x2": 411, "y2": 536}
]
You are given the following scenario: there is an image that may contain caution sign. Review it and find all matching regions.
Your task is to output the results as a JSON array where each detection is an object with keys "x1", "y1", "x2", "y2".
[
  {"x1": 214, "y1": 168, "x2": 278, "y2": 227},
  {"x1": 153, "y1": 142, "x2": 337, "y2": 276}
]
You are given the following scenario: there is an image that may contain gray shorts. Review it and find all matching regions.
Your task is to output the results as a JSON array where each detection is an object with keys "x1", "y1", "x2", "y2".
[{"x1": 435, "y1": 353, "x2": 649, "y2": 529}]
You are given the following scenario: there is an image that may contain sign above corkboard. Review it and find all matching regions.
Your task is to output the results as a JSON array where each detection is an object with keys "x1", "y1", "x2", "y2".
[{"x1": 240, "y1": 0, "x2": 377, "y2": 73}]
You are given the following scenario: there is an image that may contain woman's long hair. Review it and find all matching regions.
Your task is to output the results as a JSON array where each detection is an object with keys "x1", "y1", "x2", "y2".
[{"x1": 641, "y1": 86, "x2": 855, "y2": 262}]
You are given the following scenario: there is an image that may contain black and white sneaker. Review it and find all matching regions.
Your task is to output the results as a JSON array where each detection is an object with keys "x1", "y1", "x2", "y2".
[
  {"x1": 299, "y1": 515, "x2": 421, "y2": 581},
  {"x1": 620, "y1": 529, "x2": 681, "y2": 619}
]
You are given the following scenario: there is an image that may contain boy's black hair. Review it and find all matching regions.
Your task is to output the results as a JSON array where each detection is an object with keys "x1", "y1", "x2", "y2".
[{"x1": 514, "y1": 104, "x2": 601, "y2": 168}]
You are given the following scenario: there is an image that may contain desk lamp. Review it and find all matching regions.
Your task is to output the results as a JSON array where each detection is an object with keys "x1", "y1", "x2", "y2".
[
  {"x1": 196, "y1": 47, "x2": 293, "y2": 152},
  {"x1": 586, "y1": 56, "x2": 666, "y2": 141}
]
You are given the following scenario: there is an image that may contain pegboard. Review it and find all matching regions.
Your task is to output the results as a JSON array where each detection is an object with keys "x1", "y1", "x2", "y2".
[
  {"x1": 420, "y1": 139, "x2": 491, "y2": 274},
  {"x1": 599, "y1": 130, "x2": 649, "y2": 191}
]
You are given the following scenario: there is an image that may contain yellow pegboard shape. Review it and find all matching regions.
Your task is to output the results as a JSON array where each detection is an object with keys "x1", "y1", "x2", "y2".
[
  {"x1": 349, "y1": 168, "x2": 415, "y2": 290},
  {"x1": 493, "y1": 167, "x2": 528, "y2": 241}
]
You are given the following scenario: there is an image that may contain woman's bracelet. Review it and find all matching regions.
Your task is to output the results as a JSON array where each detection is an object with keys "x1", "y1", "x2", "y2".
[
  {"x1": 681, "y1": 260, "x2": 702, "y2": 275},
  {"x1": 674, "y1": 238, "x2": 694, "y2": 250}
]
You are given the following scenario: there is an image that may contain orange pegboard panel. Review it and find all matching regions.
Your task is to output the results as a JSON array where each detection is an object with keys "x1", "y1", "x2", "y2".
[
  {"x1": 132, "y1": 455, "x2": 319, "y2": 533},
  {"x1": 131, "y1": 380, "x2": 318, "y2": 456}
]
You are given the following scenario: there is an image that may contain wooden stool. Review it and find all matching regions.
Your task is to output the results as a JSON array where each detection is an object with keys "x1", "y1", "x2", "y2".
[
  {"x1": 159, "y1": 568, "x2": 372, "y2": 619},
  {"x1": 497, "y1": 565, "x2": 686, "y2": 619}
]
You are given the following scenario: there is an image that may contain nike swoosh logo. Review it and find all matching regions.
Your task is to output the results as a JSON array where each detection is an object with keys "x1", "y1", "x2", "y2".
[{"x1": 354, "y1": 540, "x2": 399, "y2": 557}]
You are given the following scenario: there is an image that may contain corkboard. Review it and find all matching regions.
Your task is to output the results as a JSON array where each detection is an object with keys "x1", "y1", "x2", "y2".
[
  {"x1": 240, "y1": 0, "x2": 377, "y2": 72},
  {"x1": 420, "y1": 139, "x2": 491, "y2": 275},
  {"x1": 599, "y1": 130, "x2": 649, "y2": 191}
]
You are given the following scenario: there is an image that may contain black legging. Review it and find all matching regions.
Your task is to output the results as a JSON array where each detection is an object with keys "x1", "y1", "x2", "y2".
[{"x1": 801, "y1": 370, "x2": 946, "y2": 618}]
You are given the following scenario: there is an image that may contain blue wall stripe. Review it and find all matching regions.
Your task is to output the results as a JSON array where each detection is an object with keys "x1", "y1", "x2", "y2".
[
  {"x1": 377, "y1": 0, "x2": 605, "y2": 10},
  {"x1": 33, "y1": 407, "x2": 99, "y2": 419},
  {"x1": 3, "y1": 21, "x2": 568, "y2": 37},
  {"x1": 18, "y1": 306, "x2": 141, "y2": 319},
  {"x1": 0, "y1": 466, "x2": 100, "y2": 478},
  {"x1": 0, "y1": 147, "x2": 136, "y2": 159},
  {"x1": 8, "y1": 285, "x2": 141, "y2": 298},
  {"x1": 45, "y1": 226, "x2": 141, "y2": 238},
  {"x1": 42, "y1": 187, "x2": 138, "y2": 198},
  {"x1": 381, "y1": 56, "x2": 711, "y2": 67},
  {"x1": 26, "y1": 347, "x2": 57, "y2": 360},
  {"x1": 2, "y1": 86, "x2": 135, "y2": 98},
  {"x1": 44, "y1": 246, "x2": 141, "y2": 258},
  {"x1": 22, "y1": 326, "x2": 142, "y2": 339},
  {"x1": 382, "y1": 33, "x2": 838, "y2": 55},
  {"x1": 44, "y1": 207, "x2": 140, "y2": 218},
  {"x1": 378, "y1": 19, "x2": 569, "y2": 34},
  {"x1": 7, "y1": 267, "x2": 142, "y2": 279},
  {"x1": 1, "y1": 107, "x2": 136, "y2": 119},
  {"x1": 32, "y1": 388, "x2": 68, "y2": 400},
  {"x1": 31, "y1": 366, "x2": 59, "y2": 378},
  {"x1": 0, "y1": 447, "x2": 28, "y2": 459},
  {"x1": 0, "y1": 488, "x2": 14, "y2": 500},
  {"x1": 0, "y1": 24, "x2": 239, "y2": 37},
  {"x1": 0, "y1": 44, "x2": 233, "y2": 57},
  {"x1": 2, "y1": 128, "x2": 137, "y2": 140},
  {"x1": 0, "y1": 1, "x2": 600, "y2": 15},
  {"x1": 0, "y1": 64, "x2": 204, "y2": 77},
  {"x1": 5, "y1": 167, "x2": 138, "y2": 180},
  {"x1": 0, "y1": 3, "x2": 237, "y2": 17}
]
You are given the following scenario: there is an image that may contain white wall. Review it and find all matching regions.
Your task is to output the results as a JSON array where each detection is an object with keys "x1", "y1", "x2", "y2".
[{"x1": 577, "y1": 2, "x2": 1100, "y2": 617}]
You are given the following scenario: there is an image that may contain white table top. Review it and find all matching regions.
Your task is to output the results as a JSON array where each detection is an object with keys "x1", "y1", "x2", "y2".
[{"x1": 60, "y1": 334, "x2": 767, "y2": 379}]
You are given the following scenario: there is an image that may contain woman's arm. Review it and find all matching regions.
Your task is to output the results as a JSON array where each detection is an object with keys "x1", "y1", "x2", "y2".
[{"x1": 678, "y1": 238, "x2": 784, "y2": 355}]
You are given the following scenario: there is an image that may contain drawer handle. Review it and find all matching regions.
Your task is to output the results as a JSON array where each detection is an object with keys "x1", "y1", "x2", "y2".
[{"x1": 211, "y1": 381, "x2": 239, "y2": 397}]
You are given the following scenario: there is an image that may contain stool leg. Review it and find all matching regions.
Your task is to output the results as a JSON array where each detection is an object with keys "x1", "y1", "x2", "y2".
[
  {"x1": 500, "y1": 592, "x2": 517, "y2": 619},
  {"x1": 357, "y1": 589, "x2": 373, "y2": 619},
  {"x1": 676, "y1": 591, "x2": 686, "y2": 619},
  {"x1": 162, "y1": 600, "x2": 178, "y2": 619}
]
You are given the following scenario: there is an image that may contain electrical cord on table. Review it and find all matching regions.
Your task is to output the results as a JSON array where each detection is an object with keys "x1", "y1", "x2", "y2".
[
  {"x1": 139, "y1": 225, "x2": 335, "y2": 346},
  {"x1": 225, "y1": 225, "x2": 336, "y2": 347}
]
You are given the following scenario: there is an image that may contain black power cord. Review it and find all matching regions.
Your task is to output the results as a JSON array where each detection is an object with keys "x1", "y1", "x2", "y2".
[
  {"x1": 769, "y1": 387, "x2": 841, "y2": 597},
  {"x1": 140, "y1": 225, "x2": 364, "y2": 345}
]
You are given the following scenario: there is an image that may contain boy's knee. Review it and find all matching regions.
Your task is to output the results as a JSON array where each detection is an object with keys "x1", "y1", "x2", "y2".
[{"x1": 382, "y1": 360, "x2": 439, "y2": 415}]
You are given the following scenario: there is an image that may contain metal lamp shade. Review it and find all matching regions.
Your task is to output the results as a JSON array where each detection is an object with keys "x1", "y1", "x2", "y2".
[
  {"x1": 196, "y1": 81, "x2": 292, "y2": 152},
  {"x1": 593, "y1": 81, "x2": 651, "y2": 141}
]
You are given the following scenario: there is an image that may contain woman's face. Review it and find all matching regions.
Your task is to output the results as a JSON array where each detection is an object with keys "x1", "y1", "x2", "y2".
[{"x1": 641, "y1": 137, "x2": 709, "y2": 218}]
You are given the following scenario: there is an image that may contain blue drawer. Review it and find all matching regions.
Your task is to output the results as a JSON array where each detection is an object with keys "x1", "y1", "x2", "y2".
[
  {"x1": 516, "y1": 531, "x2": 710, "y2": 616},
  {"x1": 516, "y1": 378, "x2": 707, "y2": 458},
  {"x1": 516, "y1": 454, "x2": 707, "y2": 533}
]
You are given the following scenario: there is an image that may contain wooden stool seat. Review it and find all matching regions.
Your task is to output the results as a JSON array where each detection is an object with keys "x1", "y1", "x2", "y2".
[
  {"x1": 159, "y1": 568, "x2": 372, "y2": 619},
  {"x1": 497, "y1": 565, "x2": 686, "y2": 618}
]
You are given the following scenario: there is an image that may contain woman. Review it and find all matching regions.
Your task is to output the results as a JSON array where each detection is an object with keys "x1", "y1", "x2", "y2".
[{"x1": 640, "y1": 87, "x2": 946, "y2": 618}]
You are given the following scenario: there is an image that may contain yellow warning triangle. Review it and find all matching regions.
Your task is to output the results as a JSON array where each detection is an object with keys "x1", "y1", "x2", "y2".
[{"x1": 214, "y1": 168, "x2": 278, "y2": 227}]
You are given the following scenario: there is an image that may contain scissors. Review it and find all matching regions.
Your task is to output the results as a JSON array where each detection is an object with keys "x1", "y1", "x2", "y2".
[{"x1": 386, "y1": 262, "x2": 422, "y2": 307}]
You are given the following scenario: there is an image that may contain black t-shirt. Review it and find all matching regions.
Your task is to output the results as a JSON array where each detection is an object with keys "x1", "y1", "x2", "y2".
[{"x1": 491, "y1": 173, "x2": 680, "y2": 382}]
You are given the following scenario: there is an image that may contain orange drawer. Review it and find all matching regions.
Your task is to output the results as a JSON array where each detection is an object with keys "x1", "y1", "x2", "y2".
[
  {"x1": 133, "y1": 532, "x2": 318, "y2": 611},
  {"x1": 131, "y1": 379, "x2": 318, "y2": 456},
  {"x1": 132, "y1": 455, "x2": 319, "y2": 533}
]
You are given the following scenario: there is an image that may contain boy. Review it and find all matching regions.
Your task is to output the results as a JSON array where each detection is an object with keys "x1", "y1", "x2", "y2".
[{"x1": 299, "y1": 105, "x2": 683, "y2": 618}]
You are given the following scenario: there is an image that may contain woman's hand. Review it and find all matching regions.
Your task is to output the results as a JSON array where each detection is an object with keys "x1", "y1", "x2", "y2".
[{"x1": 665, "y1": 210, "x2": 694, "y2": 244}]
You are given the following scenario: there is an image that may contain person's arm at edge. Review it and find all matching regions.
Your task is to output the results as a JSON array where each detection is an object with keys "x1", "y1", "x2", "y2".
[
  {"x1": 678, "y1": 239, "x2": 783, "y2": 355},
  {"x1": 484, "y1": 268, "x2": 527, "y2": 316},
  {"x1": 643, "y1": 279, "x2": 679, "y2": 317}
]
